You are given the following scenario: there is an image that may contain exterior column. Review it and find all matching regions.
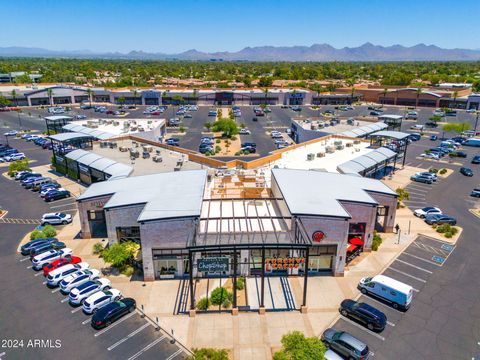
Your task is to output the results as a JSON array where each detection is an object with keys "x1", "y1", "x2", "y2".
[
  {"x1": 301, "y1": 247, "x2": 309, "y2": 313},
  {"x1": 189, "y1": 250, "x2": 196, "y2": 317},
  {"x1": 259, "y1": 248, "x2": 266, "y2": 314},
  {"x1": 232, "y1": 248, "x2": 238, "y2": 314}
]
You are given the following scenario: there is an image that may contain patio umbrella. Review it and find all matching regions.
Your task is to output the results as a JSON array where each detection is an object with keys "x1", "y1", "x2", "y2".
[{"x1": 349, "y1": 237, "x2": 364, "y2": 246}]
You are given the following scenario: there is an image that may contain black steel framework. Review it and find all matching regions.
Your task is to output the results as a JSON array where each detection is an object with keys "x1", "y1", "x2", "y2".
[{"x1": 186, "y1": 198, "x2": 313, "y2": 312}]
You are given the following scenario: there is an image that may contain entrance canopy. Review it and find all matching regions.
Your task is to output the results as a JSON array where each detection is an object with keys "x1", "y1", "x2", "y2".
[{"x1": 191, "y1": 198, "x2": 310, "y2": 249}]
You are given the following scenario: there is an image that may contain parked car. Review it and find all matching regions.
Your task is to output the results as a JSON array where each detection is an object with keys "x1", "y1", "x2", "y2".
[
  {"x1": 91, "y1": 298, "x2": 136, "y2": 329},
  {"x1": 3, "y1": 130, "x2": 18, "y2": 137},
  {"x1": 82, "y1": 289, "x2": 122, "y2": 314},
  {"x1": 5, "y1": 152, "x2": 26, "y2": 162},
  {"x1": 406, "y1": 111, "x2": 418, "y2": 119},
  {"x1": 321, "y1": 328, "x2": 370, "y2": 360},
  {"x1": 24, "y1": 177, "x2": 51, "y2": 189},
  {"x1": 471, "y1": 155, "x2": 480, "y2": 164},
  {"x1": 415, "y1": 172, "x2": 437, "y2": 181},
  {"x1": 40, "y1": 186, "x2": 63, "y2": 198},
  {"x1": 425, "y1": 121, "x2": 439, "y2": 128},
  {"x1": 60, "y1": 269, "x2": 101, "y2": 294},
  {"x1": 20, "y1": 238, "x2": 58, "y2": 256},
  {"x1": 424, "y1": 214, "x2": 457, "y2": 225},
  {"x1": 414, "y1": 206, "x2": 442, "y2": 218},
  {"x1": 14, "y1": 170, "x2": 31, "y2": 180},
  {"x1": 451, "y1": 151, "x2": 467, "y2": 158},
  {"x1": 42, "y1": 255, "x2": 82, "y2": 276},
  {"x1": 29, "y1": 241, "x2": 66, "y2": 258},
  {"x1": 166, "y1": 138, "x2": 180, "y2": 146},
  {"x1": 69, "y1": 278, "x2": 112, "y2": 305},
  {"x1": 16, "y1": 172, "x2": 40, "y2": 181},
  {"x1": 239, "y1": 128, "x2": 251, "y2": 135},
  {"x1": 460, "y1": 167, "x2": 474, "y2": 176},
  {"x1": 410, "y1": 124, "x2": 424, "y2": 130},
  {"x1": 358, "y1": 275, "x2": 413, "y2": 310},
  {"x1": 44, "y1": 189, "x2": 71, "y2": 202},
  {"x1": 408, "y1": 133, "x2": 421, "y2": 141},
  {"x1": 47, "y1": 262, "x2": 90, "y2": 287},
  {"x1": 471, "y1": 188, "x2": 480, "y2": 198},
  {"x1": 410, "y1": 174, "x2": 433, "y2": 184},
  {"x1": 41, "y1": 212, "x2": 73, "y2": 226},
  {"x1": 241, "y1": 142, "x2": 257, "y2": 149},
  {"x1": 31, "y1": 248, "x2": 73, "y2": 270},
  {"x1": 30, "y1": 177, "x2": 54, "y2": 191},
  {"x1": 339, "y1": 299, "x2": 387, "y2": 331}
]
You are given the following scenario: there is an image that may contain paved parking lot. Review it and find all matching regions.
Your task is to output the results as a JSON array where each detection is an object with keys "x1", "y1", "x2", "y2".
[{"x1": 330, "y1": 234, "x2": 457, "y2": 357}]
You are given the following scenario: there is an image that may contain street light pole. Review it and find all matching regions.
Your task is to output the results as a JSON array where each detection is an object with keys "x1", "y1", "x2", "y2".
[{"x1": 474, "y1": 112, "x2": 479, "y2": 134}]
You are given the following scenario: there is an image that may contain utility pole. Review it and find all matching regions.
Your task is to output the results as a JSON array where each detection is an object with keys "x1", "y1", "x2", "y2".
[{"x1": 474, "y1": 112, "x2": 479, "y2": 134}]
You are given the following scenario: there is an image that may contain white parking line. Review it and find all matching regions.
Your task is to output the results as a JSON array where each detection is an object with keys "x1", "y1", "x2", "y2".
[
  {"x1": 126, "y1": 335, "x2": 167, "y2": 360},
  {"x1": 388, "y1": 267, "x2": 427, "y2": 283},
  {"x1": 34, "y1": 272, "x2": 43, "y2": 277},
  {"x1": 339, "y1": 317, "x2": 385, "y2": 341},
  {"x1": 61, "y1": 297, "x2": 69, "y2": 303},
  {"x1": 361, "y1": 296, "x2": 404, "y2": 313},
  {"x1": 26, "y1": 265, "x2": 32, "y2": 269},
  {"x1": 49, "y1": 203, "x2": 76, "y2": 209},
  {"x1": 94, "y1": 311, "x2": 136, "y2": 337},
  {"x1": 107, "y1": 323, "x2": 151, "y2": 350},
  {"x1": 412, "y1": 242, "x2": 444, "y2": 255},
  {"x1": 82, "y1": 318, "x2": 92, "y2": 325},
  {"x1": 71, "y1": 307, "x2": 83, "y2": 313},
  {"x1": 20, "y1": 257, "x2": 30, "y2": 262},
  {"x1": 387, "y1": 321, "x2": 395, "y2": 327},
  {"x1": 51, "y1": 288, "x2": 61, "y2": 293},
  {"x1": 395, "y1": 259, "x2": 433, "y2": 274},
  {"x1": 47, "y1": 197, "x2": 75, "y2": 204},
  {"x1": 402, "y1": 252, "x2": 439, "y2": 266},
  {"x1": 166, "y1": 349, "x2": 184, "y2": 360}
]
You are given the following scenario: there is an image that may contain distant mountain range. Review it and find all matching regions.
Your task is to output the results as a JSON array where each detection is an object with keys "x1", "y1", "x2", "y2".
[{"x1": 1, "y1": 43, "x2": 480, "y2": 61}]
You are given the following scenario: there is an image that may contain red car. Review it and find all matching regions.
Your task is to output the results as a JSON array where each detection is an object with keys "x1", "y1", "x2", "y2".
[
  {"x1": 42, "y1": 255, "x2": 82, "y2": 276},
  {"x1": 151, "y1": 111, "x2": 161, "y2": 115}
]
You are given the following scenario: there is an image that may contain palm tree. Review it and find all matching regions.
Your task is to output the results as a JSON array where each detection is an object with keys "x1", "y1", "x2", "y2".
[
  {"x1": 452, "y1": 91, "x2": 458, "y2": 109},
  {"x1": 415, "y1": 88, "x2": 422, "y2": 109},
  {"x1": 47, "y1": 88, "x2": 54, "y2": 106},
  {"x1": 10, "y1": 89, "x2": 18, "y2": 107},
  {"x1": 346, "y1": 79, "x2": 355, "y2": 104},
  {"x1": 192, "y1": 88, "x2": 199, "y2": 105},
  {"x1": 86, "y1": 88, "x2": 93, "y2": 107},
  {"x1": 381, "y1": 88, "x2": 388, "y2": 105},
  {"x1": 263, "y1": 88, "x2": 269, "y2": 107},
  {"x1": 131, "y1": 89, "x2": 139, "y2": 107}
]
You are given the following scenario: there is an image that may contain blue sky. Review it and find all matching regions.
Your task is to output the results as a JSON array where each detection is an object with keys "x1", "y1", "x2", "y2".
[{"x1": 3, "y1": 0, "x2": 480, "y2": 53}]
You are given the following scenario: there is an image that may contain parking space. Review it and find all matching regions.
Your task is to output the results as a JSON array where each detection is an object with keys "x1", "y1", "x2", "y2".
[
  {"x1": 330, "y1": 234, "x2": 457, "y2": 357},
  {"x1": 15, "y1": 244, "x2": 190, "y2": 360}
]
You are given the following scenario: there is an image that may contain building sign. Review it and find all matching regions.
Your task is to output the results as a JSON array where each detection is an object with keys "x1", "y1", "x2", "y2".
[
  {"x1": 289, "y1": 92, "x2": 305, "y2": 98},
  {"x1": 142, "y1": 90, "x2": 160, "y2": 98},
  {"x1": 312, "y1": 231, "x2": 326, "y2": 243},
  {"x1": 91, "y1": 200, "x2": 107, "y2": 209},
  {"x1": 197, "y1": 257, "x2": 229, "y2": 272},
  {"x1": 265, "y1": 257, "x2": 305, "y2": 269}
]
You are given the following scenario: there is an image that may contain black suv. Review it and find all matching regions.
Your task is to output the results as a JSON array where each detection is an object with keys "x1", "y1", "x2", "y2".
[{"x1": 339, "y1": 299, "x2": 387, "y2": 331}]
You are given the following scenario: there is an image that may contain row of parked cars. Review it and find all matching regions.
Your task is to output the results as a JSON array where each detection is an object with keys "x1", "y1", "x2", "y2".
[
  {"x1": 14, "y1": 170, "x2": 72, "y2": 202},
  {"x1": 21, "y1": 233, "x2": 136, "y2": 329},
  {"x1": 143, "y1": 105, "x2": 168, "y2": 115},
  {"x1": 414, "y1": 206, "x2": 457, "y2": 225},
  {"x1": 322, "y1": 274, "x2": 414, "y2": 359}
]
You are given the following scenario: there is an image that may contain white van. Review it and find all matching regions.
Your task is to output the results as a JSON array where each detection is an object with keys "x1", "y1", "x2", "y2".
[{"x1": 358, "y1": 274, "x2": 413, "y2": 310}]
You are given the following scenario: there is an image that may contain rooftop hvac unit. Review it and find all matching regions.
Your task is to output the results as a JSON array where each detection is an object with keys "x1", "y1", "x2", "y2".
[
  {"x1": 346, "y1": 143, "x2": 353, "y2": 147},
  {"x1": 325, "y1": 146, "x2": 335, "y2": 153},
  {"x1": 334, "y1": 140, "x2": 343, "y2": 146},
  {"x1": 336, "y1": 145, "x2": 344, "y2": 150},
  {"x1": 317, "y1": 152, "x2": 325, "y2": 157},
  {"x1": 307, "y1": 153, "x2": 315, "y2": 161},
  {"x1": 353, "y1": 140, "x2": 361, "y2": 144}
]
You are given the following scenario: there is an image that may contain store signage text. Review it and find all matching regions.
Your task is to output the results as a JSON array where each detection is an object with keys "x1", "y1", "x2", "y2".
[
  {"x1": 265, "y1": 257, "x2": 305, "y2": 269},
  {"x1": 312, "y1": 231, "x2": 326, "y2": 243},
  {"x1": 198, "y1": 257, "x2": 229, "y2": 272}
]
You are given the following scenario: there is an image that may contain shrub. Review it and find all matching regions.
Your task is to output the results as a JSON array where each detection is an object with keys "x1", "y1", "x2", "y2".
[
  {"x1": 444, "y1": 232, "x2": 453, "y2": 238},
  {"x1": 30, "y1": 229, "x2": 45, "y2": 240},
  {"x1": 372, "y1": 232, "x2": 383, "y2": 251},
  {"x1": 179, "y1": 126, "x2": 186, "y2": 133},
  {"x1": 215, "y1": 145, "x2": 221, "y2": 153},
  {"x1": 196, "y1": 297, "x2": 210, "y2": 311},
  {"x1": 93, "y1": 243, "x2": 104, "y2": 255},
  {"x1": 439, "y1": 168, "x2": 447, "y2": 175},
  {"x1": 230, "y1": 135, "x2": 237, "y2": 141},
  {"x1": 8, "y1": 158, "x2": 30, "y2": 177},
  {"x1": 234, "y1": 151, "x2": 241, "y2": 156},
  {"x1": 120, "y1": 265, "x2": 135, "y2": 276},
  {"x1": 273, "y1": 331, "x2": 326, "y2": 360},
  {"x1": 101, "y1": 241, "x2": 139, "y2": 268},
  {"x1": 216, "y1": 139, "x2": 221, "y2": 144},
  {"x1": 235, "y1": 277, "x2": 245, "y2": 290},
  {"x1": 429, "y1": 168, "x2": 438, "y2": 174},
  {"x1": 42, "y1": 225, "x2": 57, "y2": 238},
  {"x1": 210, "y1": 287, "x2": 233, "y2": 306},
  {"x1": 189, "y1": 348, "x2": 229, "y2": 360}
]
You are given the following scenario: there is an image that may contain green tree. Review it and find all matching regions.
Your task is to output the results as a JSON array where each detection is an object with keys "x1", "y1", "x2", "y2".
[
  {"x1": 117, "y1": 96, "x2": 126, "y2": 105},
  {"x1": 395, "y1": 188, "x2": 410, "y2": 208},
  {"x1": 8, "y1": 158, "x2": 30, "y2": 176},
  {"x1": 452, "y1": 91, "x2": 458, "y2": 109},
  {"x1": 415, "y1": 87, "x2": 422, "y2": 109},
  {"x1": 203, "y1": 122, "x2": 212, "y2": 131},
  {"x1": 131, "y1": 89, "x2": 139, "y2": 106},
  {"x1": 273, "y1": 331, "x2": 326, "y2": 360},
  {"x1": 211, "y1": 118, "x2": 239, "y2": 138},
  {"x1": 442, "y1": 122, "x2": 471, "y2": 135},
  {"x1": 381, "y1": 88, "x2": 388, "y2": 105},
  {"x1": 10, "y1": 89, "x2": 18, "y2": 107},
  {"x1": 101, "y1": 241, "x2": 139, "y2": 268},
  {"x1": 47, "y1": 88, "x2": 54, "y2": 106},
  {"x1": 258, "y1": 77, "x2": 273, "y2": 87},
  {"x1": 0, "y1": 96, "x2": 11, "y2": 107},
  {"x1": 86, "y1": 88, "x2": 93, "y2": 107}
]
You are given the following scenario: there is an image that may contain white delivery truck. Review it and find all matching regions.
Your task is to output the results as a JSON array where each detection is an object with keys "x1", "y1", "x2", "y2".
[{"x1": 358, "y1": 274, "x2": 413, "y2": 310}]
